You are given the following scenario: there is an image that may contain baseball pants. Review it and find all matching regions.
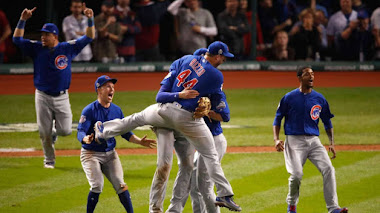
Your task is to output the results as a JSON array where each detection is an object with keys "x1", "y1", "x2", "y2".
[
  {"x1": 189, "y1": 133, "x2": 227, "y2": 213},
  {"x1": 35, "y1": 89, "x2": 72, "y2": 165},
  {"x1": 101, "y1": 103, "x2": 234, "y2": 197},
  {"x1": 149, "y1": 128, "x2": 195, "y2": 213},
  {"x1": 80, "y1": 148, "x2": 127, "y2": 194},
  {"x1": 284, "y1": 135, "x2": 341, "y2": 212}
]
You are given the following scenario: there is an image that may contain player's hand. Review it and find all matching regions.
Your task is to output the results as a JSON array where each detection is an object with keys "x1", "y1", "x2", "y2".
[
  {"x1": 275, "y1": 139, "x2": 284, "y2": 152},
  {"x1": 83, "y1": 133, "x2": 94, "y2": 144},
  {"x1": 179, "y1": 87, "x2": 199, "y2": 99},
  {"x1": 139, "y1": 135, "x2": 157, "y2": 148},
  {"x1": 20, "y1": 7, "x2": 36, "y2": 21},
  {"x1": 82, "y1": 3, "x2": 94, "y2": 18},
  {"x1": 329, "y1": 144, "x2": 336, "y2": 159}
]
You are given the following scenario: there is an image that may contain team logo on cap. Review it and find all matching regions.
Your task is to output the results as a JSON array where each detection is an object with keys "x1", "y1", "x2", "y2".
[
  {"x1": 310, "y1": 105, "x2": 322, "y2": 120},
  {"x1": 55, "y1": 55, "x2": 68, "y2": 70},
  {"x1": 218, "y1": 49, "x2": 223, "y2": 55}
]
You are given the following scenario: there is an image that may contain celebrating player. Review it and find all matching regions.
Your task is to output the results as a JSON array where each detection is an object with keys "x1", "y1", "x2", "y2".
[
  {"x1": 77, "y1": 75, "x2": 156, "y2": 213},
  {"x1": 273, "y1": 66, "x2": 348, "y2": 213},
  {"x1": 12, "y1": 4, "x2": 95, "y2": 169},
  {"x1": 94, "y1": 41, "x2": 242, "y2": 211}
]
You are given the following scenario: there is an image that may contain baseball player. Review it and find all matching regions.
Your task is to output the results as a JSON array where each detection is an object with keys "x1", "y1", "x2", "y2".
[
  {"x1": 187, "y1": 91, "x2": 229, "y2": 213},
  {"x1": 12, "y1": 4, "x2": 95, "y2": 169},
  {"x1": 77, "y1": 75, "x2": 156, "y2": 213},
  {"x1": 273, "y1": 66, "x2": 348, "y2": 213},
  {"x1": 94, "y1": 41, "x2": 242, "y2": 211},
  {"x1": 148, "y1": 47, "x2": 209, "y2": 213}
]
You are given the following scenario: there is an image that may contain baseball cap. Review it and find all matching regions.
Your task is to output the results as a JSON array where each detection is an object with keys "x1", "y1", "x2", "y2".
[
  {"x1": 357, "y1": 10, "x2": 369, "y2": 19},
  {"x1": 95, "y1": 75, "x2": 117, "y2": 92},
  {"x1": 102, "y1": 0, "x2": 114, "y2": 7},
  {"x1": 40, "y1": 23, "x2": 59, "y2": 35},
  {"x1": 193, "y1": 48, "x2": 208, "y2": 56},
  {"x1": 207, "y1": 41, "x2": 234, "y2": 58}
]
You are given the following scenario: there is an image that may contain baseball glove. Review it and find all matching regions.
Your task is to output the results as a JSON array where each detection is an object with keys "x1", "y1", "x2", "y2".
[{"x1": 193, "y1": 97, "x2": 211, "y2": 120}]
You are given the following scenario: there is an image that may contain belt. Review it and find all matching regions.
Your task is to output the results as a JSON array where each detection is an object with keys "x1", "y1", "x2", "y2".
[{"x1": 42, "y1": 90, "x2": 67, "y2": 97}]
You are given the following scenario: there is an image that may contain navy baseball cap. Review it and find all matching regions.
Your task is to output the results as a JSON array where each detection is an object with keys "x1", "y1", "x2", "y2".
[
  {"x1": 40, "y1": 23, "x2": 59, "y2": 35},
  {"x1": 357, "y1": 10, "x2": 369, "y2": 19},
  {"x1": 193, "y1": 48, "x2": 208, "y2": 56},
  {"x1": 95, "y1": 75, "x2": 117, "y2": 92},
  {"x1": 207, "y1": 41, "x2": 234, "y2": 58}
]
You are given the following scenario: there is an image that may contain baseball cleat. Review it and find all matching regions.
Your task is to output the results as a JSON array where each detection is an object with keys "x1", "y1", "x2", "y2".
[
  {"x1": 94, "y1": 121, "x2": 106, "y2": 144},
  {"x1": 44, "y1": 162, "x2": 55, "y2": 169},
  {"x1": 215, "y1": 196, "x2": 242, "y2": 212},
  {"x1": 287, "y1": 205, "x2": 296, "y2": 213},
  {"x1": 332, "y1": 207, "x2": 348, "y2": 213}
]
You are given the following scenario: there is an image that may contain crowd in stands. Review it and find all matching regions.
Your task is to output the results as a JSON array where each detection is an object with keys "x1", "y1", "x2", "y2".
[{"x1": 1, "y1": 0, "x2": 380, "y2": 64}]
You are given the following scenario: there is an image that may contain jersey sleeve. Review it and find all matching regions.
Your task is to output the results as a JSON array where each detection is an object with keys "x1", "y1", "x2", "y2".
[
  {"x1": 156, "y1": 58, "x2": 182, "y2": 103},
  {"x1": 12, "y1": 37, "x2": 39, "y2": 57},
  {"x1": 273, "y1": 96, "x2": 287, "y2": 126},
  {"x1": 320, "y1": 98, "x2": 334, "y2": 129},
  {"x1": 212, "y1": 92, "x2": 230, "y2": 122},
  {"x1": 119, "y1": 110, "x2": 134, "y2": 141},
  {"x1": 67, "y1": 35, "x2": 93, "y2": 58},
  {"x1": 77, "y1": 106, "x2": 94, "y2": 144}
]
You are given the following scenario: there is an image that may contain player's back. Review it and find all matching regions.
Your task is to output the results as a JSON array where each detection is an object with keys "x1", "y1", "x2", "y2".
[{"x1": 171, "y1": 55, "x2": 224, "y2": 111}]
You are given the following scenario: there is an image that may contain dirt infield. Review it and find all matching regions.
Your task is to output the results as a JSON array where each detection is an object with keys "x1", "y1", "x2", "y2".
[
  {"x1": 1, "y1": 71, "x2": 380, "y2": 95},
  {"x1": 1, "y1": 145, "x2": 380, "y2": 157}
]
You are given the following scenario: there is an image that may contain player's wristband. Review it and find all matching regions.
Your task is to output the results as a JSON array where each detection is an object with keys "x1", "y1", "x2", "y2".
[
  {"x1": 17, "y1": 20, "x2": 26, "y2": 29},
  {"x1": 88, "y1": 17, "x2": 94, "y2": 27}
]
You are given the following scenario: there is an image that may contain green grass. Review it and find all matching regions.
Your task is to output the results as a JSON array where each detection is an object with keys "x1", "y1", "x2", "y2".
[
  {"x1": 1, "y1": 87, "x2": 380, "y2": 212},
  {"x1": 0, "y1": 88, "x2": 379, "y2": 149},
  {"x1": 0, "y1": 151, "x2": 379, "y2": 212}
]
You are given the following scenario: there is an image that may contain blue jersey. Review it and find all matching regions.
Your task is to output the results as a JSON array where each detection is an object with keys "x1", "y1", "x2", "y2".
[
  {"x1": 159, "y1": 55, "x2": 224, "y2": 112},
  {"x1": 204, "y1": 92, "x2": 230, "y2": 136},
  {"x1": 273, "y1": 89, "x2": 334, "y2": 136},
  {"x1": 13, "y1": 36, "x2": 93, "y2": 95},
  {"x1": 77, "y1": 101, "x2": 134, "y2": 152}
]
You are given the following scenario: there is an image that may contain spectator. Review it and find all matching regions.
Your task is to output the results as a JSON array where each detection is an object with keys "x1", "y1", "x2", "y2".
[
  {"x1": 239, "y1": 0, "x2": 265, "y2": 59},
  {"x1": 217, "y1": 0, "x2": 250, "y2": 60},
  {"x1": 326, "y1": 0, "x2": 357, "y2": 60},
  {"x1": 93, "y1": 0, "x2": 124, "y2": 63},
  {"x1": 114, "y1": 0, "x2": 142, "y2": 62},
  {"x1": 264, "y1": 30, "x2": 295, "y2": 60},
  {"x1": 0, "y1": 9, "x2": 11, "y2": 63},
  {"x1": 352, "y1": 0, "x2": 369, "y2": 14},
  {"x1": 133, "y1": 0, "x2": 170, "y2": 61},
  {"x1": 338, "y1": 9, "x2": 374, "y2": 61},
  {"x1": 258, "y1": 0, "x2": 293, "y2": 45},
  {"x1": 315, "y1": 9, "x2": 329, "y2": 49},
  {"x1": 62, "y1": 0, "x2": 93, "y2": 62},
  {"x1": 289, "y1": 8, "x2": 321, "y2": 61},
  {"x1": 371, "y1": 7, "x2": 380, "y2": 60},
  {"x1": 168, "y1": 0, "x2": 217, "y2": 56}
]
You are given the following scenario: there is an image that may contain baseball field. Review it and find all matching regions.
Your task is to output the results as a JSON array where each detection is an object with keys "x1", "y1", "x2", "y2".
[{"x1": 0, "y1": 71, "x2": 379, "y2": 212}]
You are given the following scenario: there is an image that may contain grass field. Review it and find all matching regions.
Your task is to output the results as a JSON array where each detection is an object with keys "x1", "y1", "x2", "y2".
[{"x1": 0, "y1": 87, "x2": 380, "y2": 212}]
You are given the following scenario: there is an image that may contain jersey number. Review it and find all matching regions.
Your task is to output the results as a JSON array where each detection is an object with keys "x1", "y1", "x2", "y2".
[{"x1": 176, "y1": 69, "x2": 198, "y2": 89}]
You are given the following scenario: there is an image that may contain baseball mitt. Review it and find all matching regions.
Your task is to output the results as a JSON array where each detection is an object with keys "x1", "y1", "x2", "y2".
[{"x1": 193, "y1": 97, "x2": 211, "y2": 120}]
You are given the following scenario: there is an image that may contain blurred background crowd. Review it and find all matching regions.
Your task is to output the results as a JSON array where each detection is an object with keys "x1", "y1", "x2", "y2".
[{"x1": 1, "y1": 0, "x2": 380, "y2": 64}]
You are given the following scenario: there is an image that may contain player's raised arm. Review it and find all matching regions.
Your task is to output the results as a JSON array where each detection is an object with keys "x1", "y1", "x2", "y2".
[
  {"x1": 83, "y1": 3, "x2": 95, "y2": 39},
  {"x1": 13, "y1": 7, "x2": 37, "y2": 38}
]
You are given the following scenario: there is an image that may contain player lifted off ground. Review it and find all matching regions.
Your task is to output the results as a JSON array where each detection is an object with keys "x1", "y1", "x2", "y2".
[
  {"x1": 94, "y1": 41, "x2": 242, "y2": 211},
  {"x1": 77, "y1": 75, "x2": 156, "y2": 213},
  {"x1": 273, "y1": 66, "x2": 348, "y2": 213},
  {"x1": 12, "y1": 4, "x2": 95, "y2": 169},
  {"x1": 148, "y1": 48, "x2": 219, "y2": 213}
]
